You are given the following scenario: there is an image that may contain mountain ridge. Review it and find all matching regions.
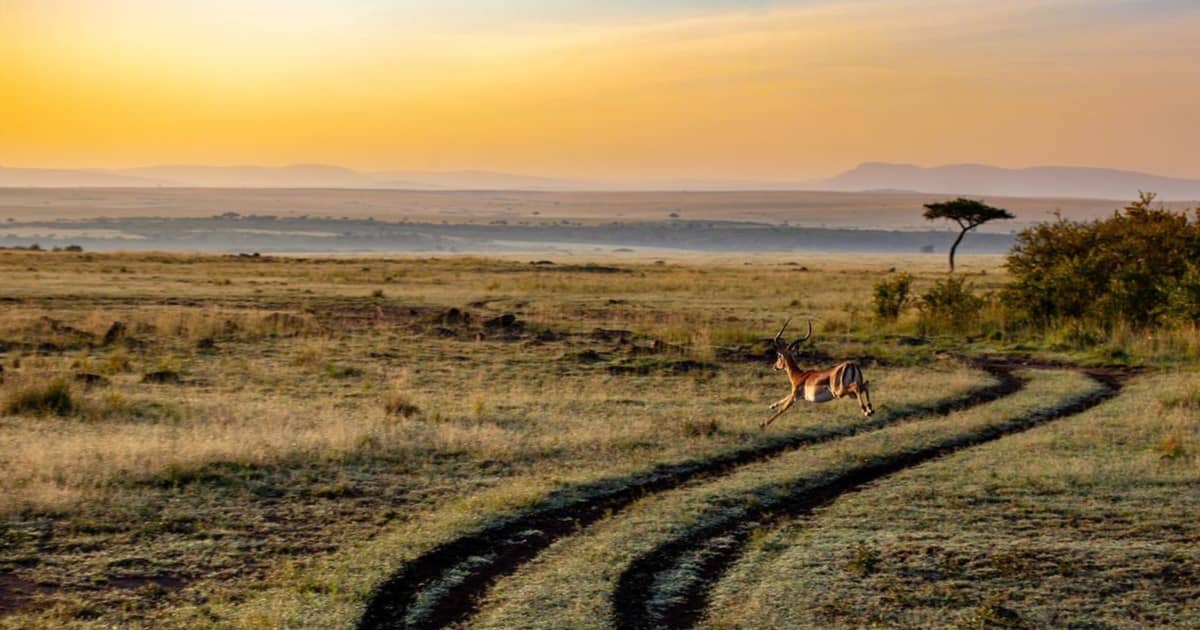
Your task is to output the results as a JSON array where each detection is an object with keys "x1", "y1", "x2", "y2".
[
  {"x1": 1, "y1": 162, "x2": 1197, "y2": 199},
  {"x1": 817, "y1": 162, "x2": 1200, "y2": 200}
]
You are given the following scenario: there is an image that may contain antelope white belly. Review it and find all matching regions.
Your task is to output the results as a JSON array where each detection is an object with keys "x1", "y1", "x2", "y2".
[{"x1": 804, "y1": 384, "x2": 835, "y2": 403}]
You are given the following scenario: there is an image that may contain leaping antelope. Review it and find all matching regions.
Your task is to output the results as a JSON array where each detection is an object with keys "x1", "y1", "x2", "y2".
[{"x1": 762, "y1": 318, "x2": 874, "y2": 428}]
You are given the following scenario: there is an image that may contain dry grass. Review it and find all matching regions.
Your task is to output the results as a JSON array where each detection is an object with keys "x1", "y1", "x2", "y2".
[
  {"x1": 383, "y1": 370, "x2": 422, "y2": 418},
  {"x1": 0, "y1": 250, "x2": 1195, "y2": 628},
  {"x1": 0, "y1": 395, "x2": 393, "y2": 515}
]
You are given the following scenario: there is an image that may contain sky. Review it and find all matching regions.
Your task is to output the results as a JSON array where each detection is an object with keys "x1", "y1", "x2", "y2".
[{"x1": 2, "y1": 0, "x2": 1199, "y2": 180}]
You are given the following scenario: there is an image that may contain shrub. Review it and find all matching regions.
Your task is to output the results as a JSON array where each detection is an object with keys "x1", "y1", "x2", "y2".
[
  {"x1": 1005, "y1": 193, "x2": 1200, "y2": 329},
  {"x1": 917, "y1": 276, "x2": 985, "y2": 333},
  {"x1": 4, "y1": 377, "x2": 75, "y2": 416},
  {"x1": 872, "y1": 273, "x2": 914, "y2": 321},
  {"x1": 1160, "y1": 262, "x2": 1200, "y2": 327}
]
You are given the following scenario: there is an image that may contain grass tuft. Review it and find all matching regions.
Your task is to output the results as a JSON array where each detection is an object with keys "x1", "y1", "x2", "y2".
[
  {"x1": 385, "y1": 393, "x2": 422, "y2": 418},
  {"x1": 846, "y1": 542, "x2": 881, "y2": 577},
  {"x1": 1159, "y1": 432, "x2": 1185, "y2": 459},
  {"x1": 384, "y1": 370, "x2": 422, "y2": 418},
  {"x1": 681, "y1": 417, "x2": 720, "y2": 438},
  {"x1": 3, "y1": 377, "x2": 75, "y2": 416}
]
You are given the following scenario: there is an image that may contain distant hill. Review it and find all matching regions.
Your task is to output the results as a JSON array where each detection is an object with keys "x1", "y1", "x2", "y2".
[
  {"x1": 0, "y1": 167, "x2": 165, "y2": 187},
  {"x1": 120, "y1": 164, "x2": 392, "y2": 188},
  {"x1": 0, "y1": 164, "x2": 569, "y2": 190},
  {"x1": 372, "y1": 169, "x2": 583, "y2": 190},
  {"x1": 818, "y1": 162, "x2": 1200, "y2": 200},
  {"x1": 3, "y1": 162, "x2": 1199, "y2": 199}
]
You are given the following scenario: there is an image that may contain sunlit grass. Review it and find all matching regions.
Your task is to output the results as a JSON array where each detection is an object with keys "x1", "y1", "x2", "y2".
[
  {"x1": 705, "y1": 371, "x2": 1199, "y2": 628},
  {"x1": 0, "y1": 250, "x2": 1192, "y2": 628}
]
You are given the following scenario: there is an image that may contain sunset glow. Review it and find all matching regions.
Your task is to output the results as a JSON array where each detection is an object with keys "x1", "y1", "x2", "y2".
[{"x1": 4, "y1": 0, "x2": 1199, "y2": 179}]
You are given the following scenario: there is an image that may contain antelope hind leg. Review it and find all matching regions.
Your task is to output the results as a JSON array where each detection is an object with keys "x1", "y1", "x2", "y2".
[
  {"x1": 859, "y1": 381, "x2": 878, "y2": 415},
  {"x1": 859, "y1": 383, "x2": 875, "y2": 416}
]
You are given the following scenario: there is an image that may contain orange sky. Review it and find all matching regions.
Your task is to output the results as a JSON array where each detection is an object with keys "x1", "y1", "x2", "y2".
[{"x1": 3, "y1": 0, "x2": 1199, "y2": 179}]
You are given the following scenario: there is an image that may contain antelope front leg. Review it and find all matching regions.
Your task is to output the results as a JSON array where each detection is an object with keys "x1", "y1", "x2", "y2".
[
  {"x1": 768, "y1": 393, "x2": 792, "y2": 411},
  {"x1": 761, "y1": 395, "x2": 796, "y2": 429}
]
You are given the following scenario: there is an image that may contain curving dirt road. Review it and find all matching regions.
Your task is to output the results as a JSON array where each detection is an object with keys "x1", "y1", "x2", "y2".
[
  {"x1": 611, "y1": 368, "x2": 1128, "y2": 629},
  {"x1": 357, "y1": 362, "x2": 1025, "y2": 630}
]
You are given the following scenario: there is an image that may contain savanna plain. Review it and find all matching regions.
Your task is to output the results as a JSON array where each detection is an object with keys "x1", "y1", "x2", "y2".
[{"x1": 0, "y1": 250, "x2": 1196, "y2": 629}]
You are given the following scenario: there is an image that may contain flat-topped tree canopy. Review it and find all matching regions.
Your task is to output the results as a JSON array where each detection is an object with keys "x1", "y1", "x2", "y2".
[
  {"x1": 923, "y1": 197, "x2": 1015, "y2": 271},
  {"x1": 923, "y1": 197, "x2": 1016, "y2": 228}
]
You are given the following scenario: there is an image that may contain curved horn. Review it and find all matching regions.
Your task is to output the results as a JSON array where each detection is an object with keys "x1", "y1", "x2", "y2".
[
  {"x1": 772, "y1": 318, "x2": 791, "y2": 349},
  {"x1": 786, "y1": 320, "x2": 813, "y2": 353}
]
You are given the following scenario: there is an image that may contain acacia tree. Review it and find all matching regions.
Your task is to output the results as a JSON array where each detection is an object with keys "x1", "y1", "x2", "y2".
[{"x1": 923, "y1": 198, "x2": 1015, "y2": 272}]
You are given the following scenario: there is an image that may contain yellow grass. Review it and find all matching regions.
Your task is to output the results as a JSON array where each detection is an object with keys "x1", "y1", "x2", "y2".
[{"x1": 0, "y1": 250, "x2": 1192, "y2": 628}]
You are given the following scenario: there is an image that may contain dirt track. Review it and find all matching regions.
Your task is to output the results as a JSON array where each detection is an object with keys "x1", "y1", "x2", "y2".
[
  {"x1": 357, "y1": 362, "x2": 1026, "y2": 630},
  {"x1": 611, "y1": 368, "x2": 1127, "y2": 629}
]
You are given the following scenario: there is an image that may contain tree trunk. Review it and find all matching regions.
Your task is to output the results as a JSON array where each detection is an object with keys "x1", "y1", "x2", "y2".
[{"x1": 948, "y1": 228, "x2": 968, "y2": 272}]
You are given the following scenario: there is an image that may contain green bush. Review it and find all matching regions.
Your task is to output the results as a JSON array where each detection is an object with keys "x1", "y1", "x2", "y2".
[
  {"x1": 918, "y1": 276, "x2": 985, "y2": 334},
  {"x1": 872, "y1": 273, "x2": 914, "y2": 321},
  {"x1": 1005, "y1": 193, "x2": 1200, "y2": 329},
  {"x1": 4, "y1": 377, "x2": 75, "y2": 416},
  {"x1": 1161, "y1": 262, "x2": 1200, "y2": 327}
]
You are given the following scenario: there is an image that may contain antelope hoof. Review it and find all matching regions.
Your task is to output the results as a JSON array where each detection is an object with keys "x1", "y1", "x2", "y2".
[{"x1": 768, "y1": 403, "x2": 778, "y2": 410}]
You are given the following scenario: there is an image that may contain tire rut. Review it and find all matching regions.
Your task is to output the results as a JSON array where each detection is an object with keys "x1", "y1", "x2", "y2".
[
  {"x1": 358, "y1": 363, "x2": 1022, "y2": 630},
  {"x1": 611, "y1": 369, "x2": 1129, "y2": 630}
]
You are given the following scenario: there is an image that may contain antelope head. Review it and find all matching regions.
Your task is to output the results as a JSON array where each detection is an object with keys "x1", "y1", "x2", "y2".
[{"x1": 771, "y1": 318, "x2": 813, "y2": 370}]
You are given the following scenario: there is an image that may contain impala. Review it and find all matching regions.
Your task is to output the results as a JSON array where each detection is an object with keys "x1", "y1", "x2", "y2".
[{"x1": 762, "y1": 318, "x2": 874, "y2": 428}]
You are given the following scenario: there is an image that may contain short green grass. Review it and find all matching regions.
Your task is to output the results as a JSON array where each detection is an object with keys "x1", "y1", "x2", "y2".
[
  {"x1": 705, "y1": 370, "x2": 1199, "y2": 628},
  {"x1": 469, "y1": 370, "x2": 1098, "y2": 629}
]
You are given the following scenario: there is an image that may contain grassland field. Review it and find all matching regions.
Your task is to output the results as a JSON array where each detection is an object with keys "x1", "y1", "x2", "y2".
[
  {"x1": 0, "y1": 188, "x2": 1172, "y2": 227},
  {"x1": 0, "y1": 249, "x2": 1196, "y2": 628}
]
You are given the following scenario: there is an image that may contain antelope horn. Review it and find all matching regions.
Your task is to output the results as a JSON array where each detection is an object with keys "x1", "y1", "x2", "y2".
[
  {"x1": 772, "y1": 318, "x2": 792, "y2": 349},
  {"x1": 786, "y1": 320, "x2": 813, "y2": 353}
]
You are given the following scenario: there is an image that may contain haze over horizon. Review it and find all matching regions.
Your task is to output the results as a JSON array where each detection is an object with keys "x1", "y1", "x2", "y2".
[
  {"x1": 5, "y1": 0, "x2": 1200, "y2": 181},
  {"x1": 7, "y1": 161, "x2": 1200, "y2": 201}
]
